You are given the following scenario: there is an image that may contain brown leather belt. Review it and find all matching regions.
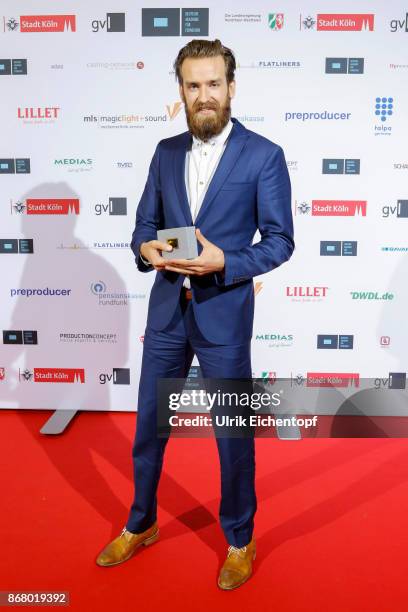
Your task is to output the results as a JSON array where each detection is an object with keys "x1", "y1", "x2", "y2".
[{"x1": 181, "y1": 287, "x2": 193, "y2": 300}]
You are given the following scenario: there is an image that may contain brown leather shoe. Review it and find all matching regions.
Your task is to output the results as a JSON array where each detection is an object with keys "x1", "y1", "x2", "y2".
[
  {"x1": 218, "y1": 539, "x2": 256, "y2": 590},
  {"x1": 96, "y1": 522, "x2": 159, "y2": 567}
]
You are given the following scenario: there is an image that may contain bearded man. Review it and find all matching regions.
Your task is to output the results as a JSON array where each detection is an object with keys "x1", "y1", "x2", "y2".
[{"x1": 96, "y1": 38, "x2": 294, "y2": 590}]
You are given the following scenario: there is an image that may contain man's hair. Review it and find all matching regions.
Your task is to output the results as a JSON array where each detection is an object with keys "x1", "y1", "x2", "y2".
[{"x1": 174, "y1": 39, "x2": 236, "y2": 85}]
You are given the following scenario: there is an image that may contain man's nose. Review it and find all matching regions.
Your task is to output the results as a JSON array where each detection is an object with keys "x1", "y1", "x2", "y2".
[{"x1": 197, "y1": 86, "x2": 210, "y2": 103}]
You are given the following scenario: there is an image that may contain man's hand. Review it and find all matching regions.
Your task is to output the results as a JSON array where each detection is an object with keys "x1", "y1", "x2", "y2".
[
  {"x1": 140, "y1": 240, "x2": 173, "y2": 271},
  {"x1": 163, "y1": 228, "x2": 225, "y2": 276}
]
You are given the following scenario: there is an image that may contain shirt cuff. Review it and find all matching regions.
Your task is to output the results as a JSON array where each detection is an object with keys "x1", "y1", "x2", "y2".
[{"x1": 139, "y1": 251, "x2": 151, "y2": 266}]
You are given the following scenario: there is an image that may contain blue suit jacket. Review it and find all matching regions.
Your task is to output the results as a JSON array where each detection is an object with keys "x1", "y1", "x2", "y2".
[{"x1": 131, "y1": 117, "x2": 294, "y2": 344}]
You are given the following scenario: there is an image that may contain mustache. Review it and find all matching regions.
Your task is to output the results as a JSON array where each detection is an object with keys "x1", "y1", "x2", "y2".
[{"x1": 193, "y1": 102, "x2": 219, "y2": 112}]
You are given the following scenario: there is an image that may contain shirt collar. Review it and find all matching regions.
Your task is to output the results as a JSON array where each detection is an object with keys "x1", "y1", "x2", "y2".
[{"x1": 192, "y1": 119, "x2": 233, "y2": 148}]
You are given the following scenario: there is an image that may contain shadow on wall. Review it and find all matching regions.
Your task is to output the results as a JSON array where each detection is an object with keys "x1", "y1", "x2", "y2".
[
  {"x1": 5, "y1": 181, "x2": 130, "y2": 410},
  {"x1": 3, "y1": 182, "x2": 134, "y2": 537}
]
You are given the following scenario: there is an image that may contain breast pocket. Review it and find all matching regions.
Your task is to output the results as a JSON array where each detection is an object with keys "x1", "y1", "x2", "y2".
[{"x1": 220, "y1": 181, "x2": 255, "y2": 191}]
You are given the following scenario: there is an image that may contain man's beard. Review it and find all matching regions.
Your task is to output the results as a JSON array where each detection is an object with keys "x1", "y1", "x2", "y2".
[{"x1": 184, "y1": 97, "x2": 231, "y2": 142}]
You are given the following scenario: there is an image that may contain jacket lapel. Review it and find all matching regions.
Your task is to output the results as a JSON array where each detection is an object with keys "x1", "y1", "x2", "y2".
[
  {"x1": 173, "y1": 131, "x2": 193, "y2": 226},
  {"x1": 194, "y1": 119, "x2": 249, "y2": 226}
]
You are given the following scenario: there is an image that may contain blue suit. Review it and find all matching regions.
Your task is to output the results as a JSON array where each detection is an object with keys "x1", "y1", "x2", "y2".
[{"x1": 126, "y1": 118, "x2": 294, "y2": 546}]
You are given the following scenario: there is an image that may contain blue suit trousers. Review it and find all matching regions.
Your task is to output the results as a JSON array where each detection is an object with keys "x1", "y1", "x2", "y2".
[{"x1": 126, "y1": 292, "x2": 256, "y2": 547}]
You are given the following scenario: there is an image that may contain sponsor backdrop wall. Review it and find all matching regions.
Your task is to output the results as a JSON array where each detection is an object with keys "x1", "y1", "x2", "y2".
[{"x1": 1, "y1": 0, "x2": 407, "y2": 412}]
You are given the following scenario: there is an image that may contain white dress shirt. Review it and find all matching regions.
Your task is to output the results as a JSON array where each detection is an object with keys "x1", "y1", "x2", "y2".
[{"x1": 183, "y1": 119, "x2": 233, "y2": 288}]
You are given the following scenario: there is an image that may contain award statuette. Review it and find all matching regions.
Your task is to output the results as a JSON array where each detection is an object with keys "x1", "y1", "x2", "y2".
[{"x1": 157, "y1": 226, "x2": 198, "y2": 260}]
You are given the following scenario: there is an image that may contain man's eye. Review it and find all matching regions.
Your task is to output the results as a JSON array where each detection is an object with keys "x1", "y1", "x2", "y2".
[
  {"x1": 189, "y1": 84, "x2": 197, "y2": 90},
  {"x1": 211, "y1": 83, "x2": 219, "y2": 87}
]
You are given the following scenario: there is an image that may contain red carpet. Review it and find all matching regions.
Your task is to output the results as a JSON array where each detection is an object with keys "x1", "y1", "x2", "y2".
[{"x1": 1, "y1": 409, "x2": 408, "y2": 611}]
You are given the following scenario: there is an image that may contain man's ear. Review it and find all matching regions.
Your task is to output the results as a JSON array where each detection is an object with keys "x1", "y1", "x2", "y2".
[{"x1": 228, "y1": 80, "x2": 236, "y2": 99}]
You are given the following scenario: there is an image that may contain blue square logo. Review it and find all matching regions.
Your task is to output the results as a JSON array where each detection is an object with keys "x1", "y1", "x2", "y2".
[
  {"x1": 325, "y1": 58, "x2": 347, "y2": 74},
  {"x1": 317, "y1": 334, "x2": 338, "y2": 349},
  {"x1": 142, "y1": 8, "x2": 180, "y2": 36},
  {"x1": 320, "y1": 241, "x2": 341, "y2": 256}
]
